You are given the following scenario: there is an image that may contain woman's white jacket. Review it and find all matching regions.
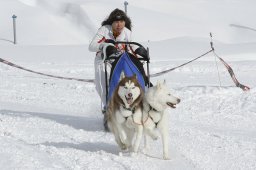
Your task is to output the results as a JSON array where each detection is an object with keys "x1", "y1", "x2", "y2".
[{"x1": 89, "y1": 25, "x2": 132, "y2": 54}]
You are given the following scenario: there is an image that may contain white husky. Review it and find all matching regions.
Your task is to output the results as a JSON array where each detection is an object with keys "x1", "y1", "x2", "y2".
[
  {"x1": 142, "y1": 81, "x2": 180, "y2": 159},
  {"x1": 106, "y1": 73, "x2": 144, "y2": 153}
]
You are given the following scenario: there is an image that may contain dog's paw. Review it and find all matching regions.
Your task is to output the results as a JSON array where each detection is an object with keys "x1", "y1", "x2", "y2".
[
  {"x1": 152, "y1": 135, "x2": 159, "y2": 140},
  {"x1": 119, "y1": 143, "x2": 128, "y2": 150},
  {"x1": 130, "y1": 152, "x2": 138, "y2": 158},
  {"x1": 142, "y1": 146, "x2": 150, "y2": 154},
  {"x1": 147, "y1": 131, "x2": 159, "y2": 140},
  {"x1": 149, "y1": 133, "x2": 159, "y2": 140},
  {"x1": 163, "y1": 154, "x2": 170, "y2": 160},
  {"x1": 116, "y1": 138, "x2": 128, "y2": 150},
  {"x1": 120, "y1": 132, "x2": 127, "y2": 143},
  {"x1": 118, "y1": 152, "x2": 123, "y2": 157}
]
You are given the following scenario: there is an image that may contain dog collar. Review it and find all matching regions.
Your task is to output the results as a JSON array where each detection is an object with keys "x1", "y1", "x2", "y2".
[{"x1": 122, "y1": 105, "x2": 135, "y2": 114}]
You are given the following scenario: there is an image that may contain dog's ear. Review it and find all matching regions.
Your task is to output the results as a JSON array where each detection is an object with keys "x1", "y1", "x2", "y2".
[
  {"x1": 157, "y1": 80, "x2": 166, "y2": 90},
  {"x1": 119, "y1": 71, "x2": 125, "y2": 81},
  {"x1": 156, "y1": 81, "x2": 162, "y2": 89}
]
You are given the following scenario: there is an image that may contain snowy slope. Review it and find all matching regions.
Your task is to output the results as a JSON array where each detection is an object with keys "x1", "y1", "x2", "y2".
[
  {"x1": 1, "y1": 54, "x2": 255, "y2": 169},
  {"x1": 1, "y1": 0, "x2": 256, "y2": 44},
  {"x1": 1, "y1": 0, "x2": 256, "y2": 170}
]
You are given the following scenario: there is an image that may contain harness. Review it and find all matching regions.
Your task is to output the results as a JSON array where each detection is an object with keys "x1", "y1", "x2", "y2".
[
  {"x1": 148, "y1": 105, "x2": 161, "y2": 127},
  {"x1": 121, "y1": 104, "x2": 148, "y2": 126},
  {"x1": 120, "y1": 103, "x2": 161, "y2": 127},
  {"x1": 122, "y1": 105, "x2": 136, "y2": 121}
]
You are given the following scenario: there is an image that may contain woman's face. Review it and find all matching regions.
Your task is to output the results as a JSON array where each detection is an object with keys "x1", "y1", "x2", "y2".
[{"x1": 112, "y1": 20, "x2": 125, "y2": 34}]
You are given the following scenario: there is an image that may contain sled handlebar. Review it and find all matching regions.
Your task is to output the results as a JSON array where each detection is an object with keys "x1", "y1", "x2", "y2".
[
  {"x1": 114, "y1": 41, "x2": 144, "y2": 47},
  {"x1": 108, "y1": 41, "x2": 149, "y2": 61}
]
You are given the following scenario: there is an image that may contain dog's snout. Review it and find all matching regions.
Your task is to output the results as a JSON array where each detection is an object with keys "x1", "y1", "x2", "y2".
[
  {"x1": 177, "y1": 98, "x2": 181, "y2": 103},
  {"x1": 128, "y1": 93, "x2": 133, "y2": 97}
]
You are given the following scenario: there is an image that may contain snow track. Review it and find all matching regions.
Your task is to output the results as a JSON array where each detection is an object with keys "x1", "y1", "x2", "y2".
[
  {"x1": 1, "y1": 58, "x2": 255, "y2": 169},
  {"x1": 172, "y1": 87, "x2": 256, "y2": 170},
  {"x1": 0, "y1": 109, "x2": 195, "y2": 170}
]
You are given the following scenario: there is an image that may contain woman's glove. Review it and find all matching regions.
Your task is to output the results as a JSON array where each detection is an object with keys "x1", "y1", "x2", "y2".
[
  {"x1": 105, "y1": 45, "x2": 118, "y2": 58},
  {"x1": 104, "y1": 39, "x2": 116, "y2": 44},
  {"x1": 101, "y1": 43, "x2": 119, "y2": 60},
  {"x1": 99, "y1": 39, "x2": 115, "y2": 51}
]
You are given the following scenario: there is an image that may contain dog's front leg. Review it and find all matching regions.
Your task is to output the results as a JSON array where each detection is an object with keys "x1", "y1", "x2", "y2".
[
  {"x1": 161, "y1": 127, "x2": 169, "y2": 160},
  {"x1": 115, "y1": 113, "x2": 128, "y2": 145},
  {"x1": 145, "y1": 128, "x2": 159, "y2": 140},
  {"x1": 133, "y1": 125, "x2": 143, "y2": 153},
  {"x1": 158, "y1": 115, "x2": 170, "y2": 160},
  {"x1": 142, "y1": 134, "x2": 150, "y2": 153},
  {"x1": 116, "y1": 123, "x2": 128, "y2": 145},
  {"x1": 109, "y1": 121, "x2": 127, "y2": 150}
]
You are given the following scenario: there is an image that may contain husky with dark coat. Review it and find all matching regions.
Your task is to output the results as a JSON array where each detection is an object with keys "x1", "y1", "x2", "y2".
[
  {"x1": 106, "y1": 73, "x2": 144, "y2": 153},
  {"x1": 143, "y1": 81, "x2": 180, "y2": 159}
]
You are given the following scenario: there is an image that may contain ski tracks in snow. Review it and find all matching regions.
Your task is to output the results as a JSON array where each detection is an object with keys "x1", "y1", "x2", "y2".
[
  {"x1": 171, "y1": 86, "x2": 256, "y2": 170},
  {"x1": 1, "y1": 60, "x2": 256, "y2": 169},
  {"x1": 0, "y1": 109, "x2": 195, "y2": 170}
]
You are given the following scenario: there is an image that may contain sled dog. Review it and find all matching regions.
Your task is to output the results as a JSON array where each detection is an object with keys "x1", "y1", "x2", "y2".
[
  {"x1": 106, "y1": 72, "x2": 144, "y2": 153},
  {"x1": 143, "y1": 81, "x2": 180, "y2": 159}
]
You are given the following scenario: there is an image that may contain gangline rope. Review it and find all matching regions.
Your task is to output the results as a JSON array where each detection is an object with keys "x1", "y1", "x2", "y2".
[{"x1": 0, "y1": 43, "x2": 250, "y2": 91}]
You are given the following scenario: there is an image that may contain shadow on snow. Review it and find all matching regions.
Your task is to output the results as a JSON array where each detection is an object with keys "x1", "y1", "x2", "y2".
[{"x1": 0, "y1": 109, "x2": 103, "y2": 132}]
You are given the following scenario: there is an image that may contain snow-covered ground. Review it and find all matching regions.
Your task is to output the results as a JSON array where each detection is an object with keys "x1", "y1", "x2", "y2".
[{"x1": 1, "y1": 0, "x2": 256, "y2": 169}]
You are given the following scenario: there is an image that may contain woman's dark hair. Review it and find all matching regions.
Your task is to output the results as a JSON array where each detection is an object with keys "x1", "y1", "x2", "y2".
[{"x1": 101, "y1": 8, "x2": 132, "y2": 30}]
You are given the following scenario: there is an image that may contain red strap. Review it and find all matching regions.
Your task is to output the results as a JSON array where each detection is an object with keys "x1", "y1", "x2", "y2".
[
  {"x1": 129, "y1": 45, "x2": 138, "y2": 58},
  {"x1": 114, "y1": 43, "x2": 126, "y2": 51},
  {"x1": 97, "y1": 37, "x2": 106, "y2": 43}
]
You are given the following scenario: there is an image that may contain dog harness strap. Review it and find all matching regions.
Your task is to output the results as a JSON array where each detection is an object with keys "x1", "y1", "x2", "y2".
[
  {"x1": 148, "y1": 113, "x2": 159, "y2": 127},
  {"x1": 124, "y1": 116, "x2": 129, "y2": 120},
  {"x1": 149, "y1": 105, "x2": 158, "y2": 112},
  {"x1": 122, "y1": 105, "x2": 136, "y2": 114},
  {"x1": 131, "y1": 107, "x2": 135, "y2": 114},
  {"x1": 148, "y1": 105, "x2": 160, "y2": 127},
  {"x1": 121, "y1": 105, "x2": 136, "y2": 121}
]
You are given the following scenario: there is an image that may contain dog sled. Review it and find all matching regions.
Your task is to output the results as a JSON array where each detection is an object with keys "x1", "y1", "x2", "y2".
[{"x1": 103, "y1": 41, "x2": 151, "y2": 105}]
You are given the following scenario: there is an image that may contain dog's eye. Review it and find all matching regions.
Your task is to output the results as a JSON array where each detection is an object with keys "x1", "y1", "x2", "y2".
[
  {"x1": 168, "y1": 94, "x2": 171, "y2": 96},
  {"x1": 132, "y1": 87, "x2": 135, "y2": 89},
  {"x1": 124, "y1": 86, "x2": 128, "y2": 89}
]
